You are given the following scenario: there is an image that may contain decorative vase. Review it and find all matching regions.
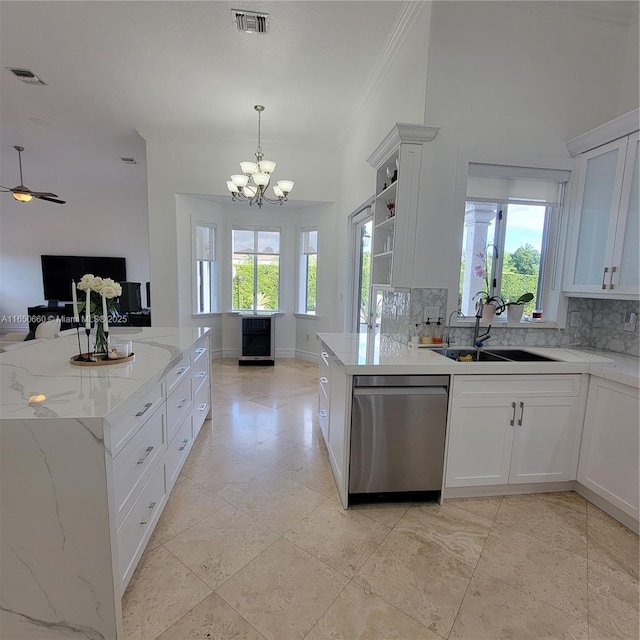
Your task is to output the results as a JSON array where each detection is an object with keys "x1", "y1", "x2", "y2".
[
  {"x1": 507, "y1": 304, "x2": 524, "y2": 323},
  {"x1": 93, "y1": 322, "x2": 109, "y2": 357},
  {"x1": 481, "y1": 302, "x2": 496, "y2": 322}
]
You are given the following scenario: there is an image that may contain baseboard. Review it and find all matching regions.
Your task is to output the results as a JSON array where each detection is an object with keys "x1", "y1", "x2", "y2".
[
  {"x1": 443, "y1": 481, "x2": 576, "y2": 499},
  {"x1": 211, "y1": 348, "x2": 224, "y2": 360},
  {"x1": 575, "y1": 483, "x2": 639, "y2": 534}
]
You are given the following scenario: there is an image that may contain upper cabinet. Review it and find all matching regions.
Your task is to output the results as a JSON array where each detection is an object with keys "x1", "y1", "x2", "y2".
[
  {"x1": 564, "y1": 110, "x2": 639, "y2": 299},
  {"x1": 367, "y1": 124, "x2": 440, "y2": 289}
]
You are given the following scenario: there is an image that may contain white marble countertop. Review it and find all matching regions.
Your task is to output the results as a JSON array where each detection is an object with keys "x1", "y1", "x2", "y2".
[
  {"x1": 0, "y1": 327, "x2": 210, "y2": 421},
  {"x1": 317, "y1": 333, "x2": 639, "y2": 387}
]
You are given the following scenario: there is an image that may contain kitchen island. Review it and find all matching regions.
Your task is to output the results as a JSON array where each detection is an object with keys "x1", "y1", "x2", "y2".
[
  {"x1": 317, "y1": 333, "x2": 639, "y2": 532},
  {"x1": 0, "y1": 327, "x2": 211, "y2": 640}
]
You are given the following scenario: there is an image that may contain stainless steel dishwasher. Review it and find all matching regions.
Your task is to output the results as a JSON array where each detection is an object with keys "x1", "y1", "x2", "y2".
[{"x1": 349, "y1": 375, "x2": 449, "y2": 499}]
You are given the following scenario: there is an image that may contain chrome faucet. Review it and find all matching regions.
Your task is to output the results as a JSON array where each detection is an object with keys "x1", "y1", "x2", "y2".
[
  {"x1": 445, "y1": 309, "x2": 465, "y2": 347},
  {"x1": 473, "y1": 304, "x2": 491, "y2": 348}
]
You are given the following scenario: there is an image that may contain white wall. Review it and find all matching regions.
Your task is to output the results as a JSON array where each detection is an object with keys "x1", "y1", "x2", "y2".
[
  {"x1": 0, "y1": 139, "x2": 150, "y2": 331},
  {"x1": 620, "y1": 18, "x2": 640, "y2": 115},
  {"x1": 415, "y1": 1, "x2": 639, "y2": 316}
]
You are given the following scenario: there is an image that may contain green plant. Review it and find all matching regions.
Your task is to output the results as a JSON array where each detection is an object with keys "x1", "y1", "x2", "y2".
[{"x1": 505, "y1": 292, "x2": 534, "y2": 306}]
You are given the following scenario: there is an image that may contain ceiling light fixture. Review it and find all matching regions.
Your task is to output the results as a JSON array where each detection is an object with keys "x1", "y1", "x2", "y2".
[{"x1": 226, "y1": 105, "x2": 294, "y2": 209}]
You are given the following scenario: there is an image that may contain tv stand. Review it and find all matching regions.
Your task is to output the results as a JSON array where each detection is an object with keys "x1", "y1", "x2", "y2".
[{"x1": 27, "y1": 305, "x2": 152, "y2": 334}]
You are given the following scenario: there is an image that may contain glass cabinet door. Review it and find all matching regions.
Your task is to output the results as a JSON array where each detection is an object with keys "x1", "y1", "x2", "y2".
[
  {"x1": 569, "y1": 138, "x2": 628, "y2": 292},
  {"x1": 612, "y1": 133, "x2": 639, "y2": 293}
]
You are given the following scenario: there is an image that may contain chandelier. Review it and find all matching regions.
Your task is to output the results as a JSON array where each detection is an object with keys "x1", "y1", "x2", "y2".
[{"x1": 226, "y1": 105, "x2": 294, "y2": 208}]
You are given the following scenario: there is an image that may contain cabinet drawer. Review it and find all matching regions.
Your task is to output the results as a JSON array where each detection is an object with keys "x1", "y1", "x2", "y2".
[
  {"x1": 192, "y1": 363, "x2": 209, "y2": 396},
  {"x1": 109, "y1": 380, "x2": 165, "y2": 457},
  {"x1": 166, "y1": 414, "x2": 192, "y2": 489},
  {"x1": 192, "y1": 376, "x2": 210, "y2": 437},
  {"x1": 191, "y1": 338, "x2": 209, "y2": 365},
  {"x1": 167, "y1": 375, "x2": 192, "y2": 442},
  {"x1": 165, "y1": 353, "x2": 191, "y2": 396},
  {"x1": 452, "y1": 374, "x2": 582, "y2": 398},
  {"x1": 112, "y1": 404, "x2": 166, "y2": 528},
  {"x1": 117, "y1": 457, "x2": 166, "y2": 590}
]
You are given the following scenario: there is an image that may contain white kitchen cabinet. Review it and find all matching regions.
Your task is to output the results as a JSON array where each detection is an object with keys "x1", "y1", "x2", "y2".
[
  {"x1": 577, "y1": 376, "x2": 639, "y2": 524},
  {"x1": 318, "y1": 349, "x2": 330, "y2": 440},
  {"x1": 446, "y1": 374, "x2": 585, "y2": 488},
  {"x1": 367, "y1": 123, "x2": 439, "y2": 289},
  {"x1": 317, "y1": 341, "x2": 351, "y2": 507},
  {"x1": 565, "y1": 127, "x2": 639, "y2": 298}
]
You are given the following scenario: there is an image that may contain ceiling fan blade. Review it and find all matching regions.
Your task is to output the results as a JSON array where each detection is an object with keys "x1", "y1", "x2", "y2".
[
  {"x1": 31, "y1": 191, "x2": 60, "y2": 198},
  {"x1": 34, "y1": 194, "x2": 66, "y2": 204}
]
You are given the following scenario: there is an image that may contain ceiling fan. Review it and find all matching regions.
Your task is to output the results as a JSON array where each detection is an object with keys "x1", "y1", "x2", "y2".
[{"x1": 0, "y1": 145, "x2": 66, "y2": 204}]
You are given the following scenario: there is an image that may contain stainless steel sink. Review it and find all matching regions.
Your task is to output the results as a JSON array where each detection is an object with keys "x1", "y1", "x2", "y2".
[
  {"x1": 433, "y1": 348, "x2": 557, "y2": 363},
  {"x1": 433, "y1": 348, "x2": 511, "y2": 362}
]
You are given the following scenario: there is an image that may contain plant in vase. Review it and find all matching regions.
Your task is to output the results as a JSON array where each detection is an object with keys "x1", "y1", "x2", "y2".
[
  {"x1": 472, "y1": 247, "x2": 504, "y2": 321},
  {"x1": 76, "y1": 274, "x2": 122, "y2": 357},
  {"x1": 497, "y1": 292, "x2": 534, "y2": 323}
]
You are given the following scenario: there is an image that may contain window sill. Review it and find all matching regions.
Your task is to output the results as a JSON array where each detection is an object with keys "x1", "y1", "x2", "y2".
[
  {"x1": 454, "y1": 319, "x2": 557, "y2": 329},
  {"x1": 192, "y1": 312, "x2": 223, "y2": 318},
  {"x1": 294, "y1": 313, "x2": 319, "y2": 320},
  {"x1": 225, "y1": 311, "x2": 285, "y2": 317}
]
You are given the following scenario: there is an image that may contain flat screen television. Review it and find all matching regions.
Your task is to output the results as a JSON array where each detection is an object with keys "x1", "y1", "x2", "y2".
[{"x1": 41, "y1": 255, "x2": 127, "y2": 303}]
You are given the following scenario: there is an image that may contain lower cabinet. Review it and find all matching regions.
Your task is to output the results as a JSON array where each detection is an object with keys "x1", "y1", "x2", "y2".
[
  {"x1": 317, "y1": 342, "x2": 350, "y2": 507},
  {"x1": 446, "y1": 374, "x2": 586, "y2": 488},
  {"x1": 577, "y1": 376, "x2": 639, "y2": 522}
]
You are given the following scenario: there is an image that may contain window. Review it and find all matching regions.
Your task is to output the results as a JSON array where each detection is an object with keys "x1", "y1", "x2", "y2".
[
  {"x1": 194, "y1": 221, "x2": 216, "y2": 314},
  {"x1": 232, "y1": 227, "x2": 280, "y2": 312},
  {"x1": 298, "y1": 228, "x2": 318, "y2": 315},
  {"x1": 459, "y1": 164, "x2": 569, "y2": 319}
]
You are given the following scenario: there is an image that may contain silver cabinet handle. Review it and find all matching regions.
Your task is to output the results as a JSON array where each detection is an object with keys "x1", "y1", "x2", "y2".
[
  {"x1": 602, "y1": 267, "x2": 609, "y2": 290},
  {"x1": 197, "y1": 403, "x2": 207, "y2": 411},
  {"x1": 320, "y1": 376, "x2": 329, "y2": 384},
  {"x1": 135, "y1": 402, "x2": 153, "y2": 417},
  {"x1": 140, "y1": 501, "x2": 157, "y2": 525},
  {"x1": 510, "y1": 401, "x2": 516, "y2": 426},
  {"x1": 517, "y1": 401, "x2": 524, "y2": 426},
  {"x1": 319, "y1": 409, "x2": 327, "y2": 417},
  {"x1": 610, "y1": 266, "x2": 616, "y2": 289},
  {"x1": 196, "y1": 371, "x2": 206, "y2": 378},
  {"x1": 137, "y1": 446, "x2": 154, "y2": 464},
  {"x1": 176, "y1": 398, "x2": 188, "y2": 409},
  {"x1": 179, "y1": 438, "x2": 189, "y2": 451},
  {"x1": 321, "y1": 352, "x2": 329, "y2": 366},
  {"x1": 195, "y1": 347, "x2": 206, "y2": 354},
  {"x1": 175, "y1": 366, "x2": 187, "y2": 376}
]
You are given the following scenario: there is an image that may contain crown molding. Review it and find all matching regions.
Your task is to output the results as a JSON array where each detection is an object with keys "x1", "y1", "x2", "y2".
[
  {"x1": 566, "y1": 108, "x2": 640, "y2": 156},
  {"x1": 339, "y1": 0, "x2": 429, "y2": 145},
  {"x1": 367, "y1": 123, "x2": 440, "y2": 168}
]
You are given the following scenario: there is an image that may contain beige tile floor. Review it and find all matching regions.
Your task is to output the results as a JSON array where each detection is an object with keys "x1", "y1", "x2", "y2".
[{"x1": 123, "y1": 358, "x2": 639, "y2": 640}]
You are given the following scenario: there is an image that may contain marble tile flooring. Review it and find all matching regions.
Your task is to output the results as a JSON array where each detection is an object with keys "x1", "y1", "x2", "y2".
[{"x1": 122, "y1": 358, "x2": 639, "y2": 640}]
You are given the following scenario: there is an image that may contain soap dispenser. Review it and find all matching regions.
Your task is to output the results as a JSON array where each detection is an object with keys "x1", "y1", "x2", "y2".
[
  {"x1": 421, "y1": 318, "x2": 433, "y2": 344},
  {"x1": 433, "y1": 318, "x2": 444, "y2": 344},
  {"x1": 411, "y1": 323, "x2": 420, "y2": 345}
]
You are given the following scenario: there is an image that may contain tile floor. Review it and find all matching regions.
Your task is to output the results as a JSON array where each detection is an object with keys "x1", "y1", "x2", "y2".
[{"x1": 122, "y1": 358, "x2": 639, "y2": 640}]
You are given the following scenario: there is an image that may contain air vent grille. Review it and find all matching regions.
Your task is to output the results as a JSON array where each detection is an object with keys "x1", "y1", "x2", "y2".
[
  {"x1": 120, "y1": 157, "x2": 137, "y2": 165},
  {"x1": 7, "y1": 68, "x2": 47, "y2": 85},
  {"x1": 233, "y1": 9, "x2": 269, "y2": 34}
]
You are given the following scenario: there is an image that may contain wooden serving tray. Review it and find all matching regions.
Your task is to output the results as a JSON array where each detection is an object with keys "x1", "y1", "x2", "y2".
[{"x1": 70, "y1": 353, "x2": 135, "y2": 367}]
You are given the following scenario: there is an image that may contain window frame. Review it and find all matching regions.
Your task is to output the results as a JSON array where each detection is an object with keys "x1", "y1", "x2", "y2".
[
  {"x1": 297, "y1": 226, "x2": 318, "y2": 316},
  {"x1": 231, "y1": 225, "x2": 282, "y2": 313},
  {"x1": 451, "y1": 156, "x2": 572, "y2": 328},
  {"x1": 192, "y1": 219, "x2": 218, "y2": 315}
]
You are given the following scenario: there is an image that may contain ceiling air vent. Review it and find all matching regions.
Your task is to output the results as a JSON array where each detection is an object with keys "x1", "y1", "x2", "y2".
[
  {"x1": 7, "y1": 68, "x2": 47, "y2": 85},
  {"x1": 233, "y1": 9, "x2": 269, "y2": 34}
]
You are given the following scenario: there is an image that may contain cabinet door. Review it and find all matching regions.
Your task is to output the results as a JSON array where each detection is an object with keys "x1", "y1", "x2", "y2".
[
  {"x1": 509, "y1": 396, "x2": 582, "y2": 484},
  {"x1": 611, "y1": 132, "x2": 639, "y2": 294},
  {"x1": 577, "y1": 377, "x2": 639, "y2": 521},
  {"x1": 565, "y1": 138, "x2": 628, "y2": 293},
  {"x1": 445, "y1": 396, "x2": 514, "y2": 487}
]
